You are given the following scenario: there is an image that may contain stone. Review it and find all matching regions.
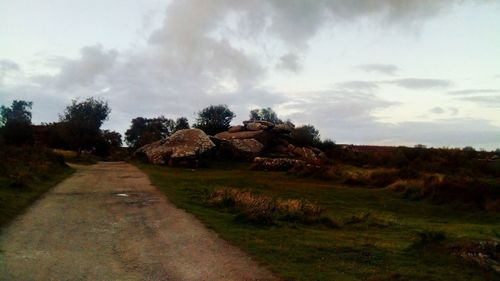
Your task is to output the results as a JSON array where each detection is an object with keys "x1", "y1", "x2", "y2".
[
  {"x1": 223, "y1": 139, "x2": 264, "y2": 159},
  {"x1": 228, "y1": 125, "x2": 244, "y2": 133},
  {"x1": 243, "y1": 120, "x2": 275, "y2": 127},
  {"x1": 246, "y1": 122, "x2": 269, "y2": 131},
  {"x1": 272, "y1": 124, "x2": 293, "y2": 134},
  {"x1": 292, "y1": 147, "x2": 321, "y2": 164},
  {"x1": 251, "y1": 157, "x2": 305, "y2": 171},
  {"x1": 136, "y1": 129, "x2": 215, "y2": 165},
  {"x1": 215, "y1": 130, "x2": 264, "y2": 140}
]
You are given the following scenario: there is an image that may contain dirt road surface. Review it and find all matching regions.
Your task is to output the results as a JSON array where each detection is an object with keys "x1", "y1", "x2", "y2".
[{"x1": 0, "y1": 162, "x2": 277, "y2": 281}]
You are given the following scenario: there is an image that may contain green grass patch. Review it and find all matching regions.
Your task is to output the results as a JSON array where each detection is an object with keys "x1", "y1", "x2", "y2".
[
  {"x1": 137, "y1": 161, "x2": 500, "y2": 281},
  {"x1": 0, "y1": 146, "x2": 75, "y2": 229}
]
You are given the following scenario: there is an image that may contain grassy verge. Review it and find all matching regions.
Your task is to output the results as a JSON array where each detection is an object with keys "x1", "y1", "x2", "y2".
[
  {"x1": 0, "y1": 146, "x2": 75, "y2": 229},
  {"x1": 138, "y1": 161, "x2": 500, "y2": 281}
]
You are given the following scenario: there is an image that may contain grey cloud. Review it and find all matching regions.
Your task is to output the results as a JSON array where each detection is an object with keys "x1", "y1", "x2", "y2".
[
  {"x1": 279, "y1": 90, "x2": 499, "y2": 149},
  {"x1": 276, "y1": 53, "x2": 301, "y2": 72},
  {"x1": 357, "y1": 64, "x2": 399, "y2": 75},
  {"x1": 0, "y1": 60, "x2": 20, "y2": 72},
  {"x1": 447, "y1": 89, "x2": 500, "y2": 95},
  {"x1": 459, "y1": 95, "x2": 500, "y2": 107},
  {"x1": 335, "y1": 80, "x2": 379, "y2": 91},
  {"x1": 55, "y1": 45, "x2": 118, "y2": 90},
  {"x1": 429, "y1": 107, "x2": 444, "y2": 114},
  {"x1": 0, "y1": 59, "x2": 20, "y2": 83},
  {"x1": 384, "y1": 78, "x2": 451, "y2": 89},
  {"x1": 3, "y1": 0, "x2": 496, "y2": 148}
]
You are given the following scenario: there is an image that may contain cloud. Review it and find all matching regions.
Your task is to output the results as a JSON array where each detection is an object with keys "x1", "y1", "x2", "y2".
[
  {"x1": 276, "y1": 53, "x2": 301, "y2": 72},
  {"x1": 357, "y1": 64, "x2": 399, "y2": 75},
  {"x1": 429, "y1": 106, "x2": 444, "y2": 114},
  {"x1": 459, "y1": 95, "x2": 500, "y2": 107},
  {"x1": 0, "y1": 59, "x2": 20, "y2": 83},
  {"x1": 447, "y1": 89, "x2": 500, "y2": 95},
  {"x1": 384, "y1": 78, "x2": 451, "y2": 89},
  {"x1": 55, "y1": 45, "x2": 118, "y2": 90},
  {"x1": 335, "y1": 80, "x2": 379, "y2": 91},
  {"x1": 2, "y1": 0, "x2": 497, "y2": 148}
]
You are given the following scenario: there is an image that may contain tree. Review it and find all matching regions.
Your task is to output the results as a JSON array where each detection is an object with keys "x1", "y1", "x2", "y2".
[
  {"x1": 174, "y1": 117, "x2": 190, "y2": 132},
  {"x1": 291, "y1": 125, "x2": 321, "y2": 147},
  {"x1": 0, "y1": 100, "x2": 34, "y2": 145},
  {"x1": 59, "y1": 97, "x2": 110, "y2": 156},
  {"x1": 194, "y1": 104, "x2": 235, "y2": 135},
  {"x1": 249, "y1": 107, "x2": 282, "y2": 124},
  {"x1": 125, "y1": 116, "x2": 174, "y2": 148},
  {"x1": 94, "y1": 130, "x2": 122, "y2": 157},
  {"x1": 102, "y1": 130, "x2": 122, "y2": 148}
]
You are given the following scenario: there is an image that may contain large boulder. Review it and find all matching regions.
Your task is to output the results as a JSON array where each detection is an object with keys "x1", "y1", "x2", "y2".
[
  {"x1": 292, "y1": 147, "x2": 321, "y2": 164},
  {"x1": 136, "y1": 129, "x2": 215, "y2": 165},
  {"x1": 221, "y1": 139, "x2": 264, "y2": 160},
  {"x1": 245, "y1": 122, "x2": 269, "y2": 131},
  {"x1": 228, "y1": 125, "x2": 244, "y2": 133},
  {"x1": 215, "y1": 130, "x2": 265, "y2": 140},
  {"x1": 251, "y1": 157, "x2": 305, "y2": 171}
]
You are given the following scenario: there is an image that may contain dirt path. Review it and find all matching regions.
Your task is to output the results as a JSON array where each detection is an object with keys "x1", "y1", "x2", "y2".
[{"x1": 0, "y1": 162, "x2": 277, "y2": 281}]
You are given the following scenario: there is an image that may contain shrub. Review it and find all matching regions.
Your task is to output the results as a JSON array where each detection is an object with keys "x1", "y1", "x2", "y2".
[
  {"x1": 207, "y1": 188, "x2": 330, "y2": 225},
  {"x1": 368, "y1": 169, "x2": 400, "y2": 188},
  {"x1": 409, "y1": 230, "x2": 446, "y2": 249}
]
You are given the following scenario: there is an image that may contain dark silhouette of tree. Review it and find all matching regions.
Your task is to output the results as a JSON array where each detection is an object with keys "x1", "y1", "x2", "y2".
[
  {"x1": 59, "y1": 97, "x2": 110, "y2": 156},
  {"x1": 194, "y1": 104, "x2": 235, "y2": 135},
  {"x1": 249, "y1": 107, "x2": 282, "y2": 124},
  {"x1": 174, "y1": 117, "x2": 190, "y2": 132},
  {"x1": 0, "y1": 100, "x2": 34, "y2": 145},
  {"x1": 125, "y1": 116, "x2": 174, "y2": 148},
  {"x1": 102, "y1": 130, "x2": 122, "y2": 148},
  {"x1": 291, "y1": 125, "x2": 321, "y2": 147}
]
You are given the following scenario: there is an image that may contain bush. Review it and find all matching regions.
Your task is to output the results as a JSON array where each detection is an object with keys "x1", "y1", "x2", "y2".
[
  {"x1": 368, "y1": 169, "x2": 400, "y2": 188},
  {"x1": 207, "y1": 188, "x2": 331, "y2": 225}
]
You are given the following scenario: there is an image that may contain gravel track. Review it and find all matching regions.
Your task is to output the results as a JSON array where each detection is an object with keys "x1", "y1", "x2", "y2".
[{"x1": 0, "y1": 162, "x2": 277, "y2": 281}]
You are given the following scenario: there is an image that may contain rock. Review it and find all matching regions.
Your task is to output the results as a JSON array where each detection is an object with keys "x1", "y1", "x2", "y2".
[
  {"x1": 243, "y1": 120, "x2": 275, "y2": 127},
  {"x1": 136, "y1": 129, "x2": 215, "y2": 165},
  {"x1": 251, "y1": 157, "x2": 305, "y2": 171},
  {"x1": 272, "y1": 124, "x2": 293, "y2": 134},
  {"x1": 215, "y1": 130, "x2": 264, "y2": 140},
  {"x1": 245, "y1": 122, "x2": 269, "y2": 131},
  {"x1": 228, "y1": 125, "x2": 244, "y2": 133},
  {"x1": 292, "y1": 147, "x2": 321, "y2": 164},
  {"x1": 222, "y1": 139, "x2": 264, "y2": 159}
]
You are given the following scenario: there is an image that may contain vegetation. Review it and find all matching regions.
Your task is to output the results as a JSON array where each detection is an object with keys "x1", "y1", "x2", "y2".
[
  {"x1": 0, "y1": 145, "x2": 74, "y2": 228},
  {"x1": 125, "y1": 116, "x2": 190, "y2": 148},
  {"x1": 194, "y1": 104, "x2": 235, "y2": 135},
  {"x1": 59, "y1": 97, "x2": 111, "y2": 156},
  {"x1": 291, "y1": 124, "x2": 321, "y2": 147},
  {"x1": 249, "y1": 107, "x2": 283, "y2": 124},
  {"x1": 138, "y1": 162, "x2": 500, "y2": 281},
  {"x1": 0, "y1": 100, "x2": 34, "y2": 145}
]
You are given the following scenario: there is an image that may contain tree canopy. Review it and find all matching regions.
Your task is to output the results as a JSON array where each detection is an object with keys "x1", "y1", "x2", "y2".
[
  {"x1": 59, "y1": 97, "x2": 110, "y2": 155},
  {"x1": 0, "y1": 100, "x2": 34, "y2": 145},
  {"x1": 194, "y1": 104, "x2": 235, "y2": 135},
  {"x1": 249, "y1": 107, "x2": 282, "y2": 124},
  {"x1": 291, "y1": 124, "x2": 321, "y2": 147}
]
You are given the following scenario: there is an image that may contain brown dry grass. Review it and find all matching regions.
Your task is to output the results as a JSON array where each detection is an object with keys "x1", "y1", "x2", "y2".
[{"x1": 207, "y1": 188, "x2": 327, "y2": 225}]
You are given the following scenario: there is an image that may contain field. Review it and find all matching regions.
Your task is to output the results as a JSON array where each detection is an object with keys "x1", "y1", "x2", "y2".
[
  {"x1": 138, "y1": 161, "x2": 500, "y2": 281},
  {"x1": 0, "y1": 146, "x2": 74, "y2": 228}
]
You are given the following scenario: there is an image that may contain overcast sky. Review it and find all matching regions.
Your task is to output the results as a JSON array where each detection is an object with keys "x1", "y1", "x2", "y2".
[{"x1": 1, "y1": 0, "x2": 499, "y2": 149}]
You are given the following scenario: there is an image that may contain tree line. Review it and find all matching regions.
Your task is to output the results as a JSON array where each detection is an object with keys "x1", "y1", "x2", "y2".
[{"x1": 0, "y1": 98, "x2": 335, "y2": 157}]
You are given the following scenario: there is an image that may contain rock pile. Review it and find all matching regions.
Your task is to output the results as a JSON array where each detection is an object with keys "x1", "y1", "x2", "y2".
[
  {"x1": 135, "y1": 120, "x2": 326, "y2": 168},
  {"x1": 135, "y1": 129, "x2": 215, "y2": 166}
]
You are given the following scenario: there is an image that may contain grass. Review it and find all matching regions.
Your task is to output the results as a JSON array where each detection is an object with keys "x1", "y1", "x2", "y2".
[
  {"x1": 137, "y1": 161, "x2": 500, "y2": 281},
  {"x1": 0, "y1": 146, "x2": 75, "y2": 229}
]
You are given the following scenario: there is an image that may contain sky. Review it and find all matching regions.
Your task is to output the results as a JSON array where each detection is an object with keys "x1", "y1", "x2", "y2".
[{"x1": 0, "y1": 0, "x2": 499, "y2": 149}]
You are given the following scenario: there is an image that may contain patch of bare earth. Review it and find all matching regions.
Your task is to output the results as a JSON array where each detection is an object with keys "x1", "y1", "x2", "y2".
[{"x1": 0, "y1": 162, "x2": 277, "y2": 281}]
